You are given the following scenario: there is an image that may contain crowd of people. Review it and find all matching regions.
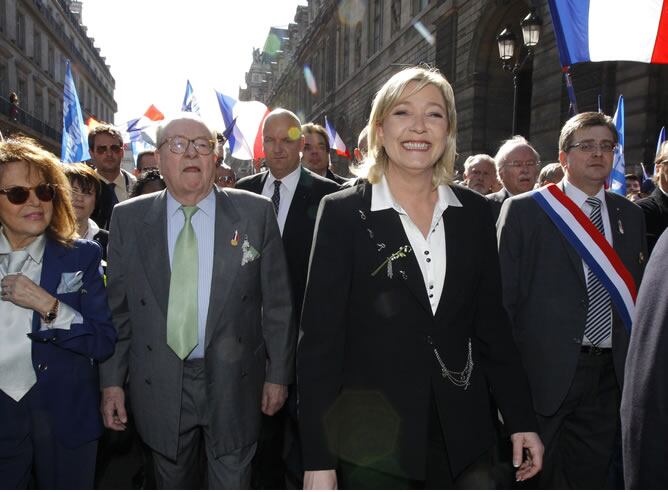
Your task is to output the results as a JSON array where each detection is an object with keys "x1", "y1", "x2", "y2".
[{"x1": 0, "y1": 65, "x2": 667, "y2": 490}]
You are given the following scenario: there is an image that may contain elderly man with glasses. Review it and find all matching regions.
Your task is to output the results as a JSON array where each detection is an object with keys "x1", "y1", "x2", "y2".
[
  {"x1": 487, "y1": 136, "x2": 540, "y2": 222},
  {"x1": 88, "y1": 124, "x2": 136, "y2": 230},
  {"x1": 497, "y1": 112, "x2": 646, "y2": 488},
  {"x1": 99, "y1": 113, "x2": 295, "y2": 489}
]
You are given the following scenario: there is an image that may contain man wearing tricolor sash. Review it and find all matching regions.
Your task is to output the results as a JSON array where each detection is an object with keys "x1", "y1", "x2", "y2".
[{"x1": 497, "y1": 112, "x2": 647, "y2": 489}]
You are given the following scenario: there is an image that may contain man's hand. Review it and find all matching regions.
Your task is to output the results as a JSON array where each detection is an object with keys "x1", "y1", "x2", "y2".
[
  {"x1": 304, "y1": 470, "x2": 337, "y2": 490},
  {"x1": 261, "y1": 382, "x2": 287, "y2": 416},
  {"x1": 511, "y1": 431, "x2": 544, "y2": 482},
  {"x1": 101, "y1": 386, "x2": 128, "y2": 431}
]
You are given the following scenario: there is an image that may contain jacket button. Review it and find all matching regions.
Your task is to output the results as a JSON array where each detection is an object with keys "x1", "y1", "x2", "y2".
[
  {"x1": 145, "y1": 378, "x2": 152, "y2": 385},
  {"x1": 140, "y1": 298, "x2": 146, "y2": 306},
  {"x1": 241, "y1": 370, "x2": 248, "y2": 378},
  {"x1": 146, "y1": 344, "x2": 152, "y2": 351},
  {"x1": 573, "y1": 337, "x2": 582, "y2": 344},
  {"x1": 238, "y1": 337, "x2": 242, "y2": 343},
  {"x1": 426, "y1": 336, "x2": 433, "y2": 345},
  {"x1": 241, "y1": 295, "x2": 248, "y2": 302},
  {"x1": 37, "y1": 363, "x2": 48, "y2": 371}
]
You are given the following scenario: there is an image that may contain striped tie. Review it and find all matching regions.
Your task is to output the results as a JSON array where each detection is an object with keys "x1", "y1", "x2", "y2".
[
  {"x1": 271, "y1": 180, "x2": 282, "y2": 213},
  {"x1": 583, "y1": 197, "x2": 612, "y2": 346}
]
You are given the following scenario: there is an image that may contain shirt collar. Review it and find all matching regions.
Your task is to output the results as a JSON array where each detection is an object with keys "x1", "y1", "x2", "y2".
[
  {"x1": 86, "y1": 218, "x2": 100, "y2": 240},
  {"x1": 98, "y1": 170, "x2": 125, "y2": 188},
  {"x1": 266, "y1": 165, "x2": 302, "y2": 193},
  {"x1": 563, "y1": 179, "x2": 606, "y2": 207},
  {"x1": 166, "y1": 188, "x2": 216, "y2": 219},
  {"x1": 371, "y1": 175, "x2": 462, "y2": 214},
  {"x1": 0, "y1": 229, "x2": 46, "y2": 263}
]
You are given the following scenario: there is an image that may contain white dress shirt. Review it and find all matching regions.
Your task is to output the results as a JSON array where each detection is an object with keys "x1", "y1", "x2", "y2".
[
  {"x1": 563, "y1": 180, "x2": 613, "y2": 348},
  {"x1": 261, "y1": 165, "x2": 302, "y2": 235},
  {"x1": 166, "y1": 189, "x2": 216, "y2": 359},
  {"x1": 0, "y1": 231, "x2": 81, "y2": 401},
  {"x1": 371, "y1": 175, "x2": 463, "y2": 314}
]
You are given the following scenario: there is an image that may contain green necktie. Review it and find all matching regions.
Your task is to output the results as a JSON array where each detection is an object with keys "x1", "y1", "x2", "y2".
[{"x1": 166, "y1": 206, "x2": 199, "y2": 359}]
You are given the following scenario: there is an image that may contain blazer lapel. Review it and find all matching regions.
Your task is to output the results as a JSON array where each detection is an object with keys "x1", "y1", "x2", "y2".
[
  {"x1": 435, "y1": 205, "x2": 466, "y2": 318},
  {"x1": 283, "y1": 169, "x2": 309, "y2": 241},
  {"x1": 139, "y1": 192, "x2": 171, "y2": 319},
  {"x1": 362, "y1": 185, "x2": 432, "y2": 316},
  {"x1": 205, "y1": 189, "x2": 245, "y2": 348}
]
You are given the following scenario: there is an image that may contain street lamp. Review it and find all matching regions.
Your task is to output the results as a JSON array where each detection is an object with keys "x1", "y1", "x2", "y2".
[{"x1": 496, "y1": 8, "x2": 543, "y2": 134}]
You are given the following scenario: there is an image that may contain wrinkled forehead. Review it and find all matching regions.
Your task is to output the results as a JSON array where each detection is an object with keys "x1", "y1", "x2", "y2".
[
  {"x1": 471, "y1": 158, "x2": 495, "y2": 170},
  {"x1": 505, "y1": 145, "x2": 536, "y2": 161},
  {"x1": 162, "y1": 118, "x2": 213, "y2": 140}
]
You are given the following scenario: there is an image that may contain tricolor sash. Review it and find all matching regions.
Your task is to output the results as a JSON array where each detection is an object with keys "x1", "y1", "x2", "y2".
[{"x1": 532, "y1": 184, "x2": 637, "y2": 332}]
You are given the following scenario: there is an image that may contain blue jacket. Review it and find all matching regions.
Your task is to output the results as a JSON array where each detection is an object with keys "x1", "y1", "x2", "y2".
[{"x1": 26, "y1": 238, "x2": 116, "y2": 448}]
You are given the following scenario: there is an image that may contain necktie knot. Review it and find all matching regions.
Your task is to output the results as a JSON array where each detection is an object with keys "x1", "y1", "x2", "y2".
[
  {"x1": 180, "y1": 206, "x2": 199, "y2": 222},
  {"x1": 586, "y1": 196, "x2": 601, "y2": 210}
]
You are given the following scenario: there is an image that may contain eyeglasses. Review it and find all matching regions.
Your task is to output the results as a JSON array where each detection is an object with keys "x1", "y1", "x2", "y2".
[
  {"x1": 95, "y1": 144, "x2": 123, "y2": 155},
  {"x1": 0, "y1": 184, "x2": 56, "y2": 205},
  {"x1": 567, "y1": 141, "x2": 617, "y2": 153},
  {"x1": 158, "y1": 136, "x2": 215, "y2": 156},
  {"x1": 215, "y1": 175, "x2": 235, "y2": 185},
  {"x1": 504, "y1": 159, "x2": 538, "y2": 169}
]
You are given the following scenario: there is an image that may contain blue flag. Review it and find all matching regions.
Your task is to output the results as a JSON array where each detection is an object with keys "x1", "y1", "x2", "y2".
[
  {"x1": 181, "y1": 80, "x2": 200, "y2": 115},
  {"x1": 607, "y1": 95, "x2": 625, "y2": 196},
  {"x1": 61, "y1": 60, "x2": 90, "y2": 163},
  {"x1": 656, "y1": 126, "x2": 666, "y2": 160}
]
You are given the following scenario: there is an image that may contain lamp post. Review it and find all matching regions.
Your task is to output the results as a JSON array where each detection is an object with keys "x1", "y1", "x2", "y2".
[{"x1": 496, "y1": 8, "x2": 543, "y2": 135}]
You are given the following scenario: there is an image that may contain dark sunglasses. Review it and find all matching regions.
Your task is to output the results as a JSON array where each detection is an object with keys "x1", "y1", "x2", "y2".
[
  {"x1": 215, "y1": 176, "x2": 235, "y2": 184},
  {"x1": 0, "y1": 184, "x2": 56, "y2": 205},
  {"x1": 95, "y1": 144, "x2": 123, "y2": 154}
]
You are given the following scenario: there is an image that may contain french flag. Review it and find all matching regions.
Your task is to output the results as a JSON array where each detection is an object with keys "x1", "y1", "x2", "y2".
[
  {"x1": 126, "y1": 105, "x2": 164, "y2": 142},
  {"x1": 215, "y1": 91, "x2": 269, "y2": 161},
  {"x1": 548, "y1": 0, "x2": 668, "y2": 66},
  {"x1": 324, "y1": 116, "x2": 351, "y2": 159}
]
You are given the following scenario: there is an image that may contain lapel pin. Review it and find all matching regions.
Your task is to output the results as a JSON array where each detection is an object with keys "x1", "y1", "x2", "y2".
[
  {"x1": 231, "y1": 230, "x2": 239, "y2": 247},
  {"x1": 639, "y1": 252, "x2": 645, "y2": 264},
  {"x1": 617, "y1": 219, "x2": 624, "y2": 235}
]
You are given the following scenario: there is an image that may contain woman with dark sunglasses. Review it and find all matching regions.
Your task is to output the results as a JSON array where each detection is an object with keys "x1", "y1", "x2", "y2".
[{"x1": 0, "y1": 136, "x2": 116, "y2": 489}]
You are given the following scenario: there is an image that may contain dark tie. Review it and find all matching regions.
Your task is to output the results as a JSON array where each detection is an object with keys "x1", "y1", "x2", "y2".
[
  {"x1": 109, "y1": 183, "x2": 119, "y2": 206},
  {"x1": 271, "y1": 180, "x2": 282, "y2": 213},
  {"x1": 583, "y1": 197, "x2": 612, "y2": 346}
]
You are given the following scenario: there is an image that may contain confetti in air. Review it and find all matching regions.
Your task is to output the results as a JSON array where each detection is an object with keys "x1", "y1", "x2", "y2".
[
  {"x1": 413, "y1": 21, "x2": 435, "y2": 46},
  {"x1": 337, "y1": 0, "x2": 367, "y2": 26},
  {"x1": 303, "y1": 65, "x2": 318, "y2": 95}
]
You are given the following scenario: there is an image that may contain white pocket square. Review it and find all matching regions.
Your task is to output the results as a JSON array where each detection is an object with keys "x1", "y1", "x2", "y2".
[
  {"x1": 57, "y1": 271, "x2": 83, "y2": 294},
  {"x1": 241, "y1": 237, "x2": 261, "y2": 266}
]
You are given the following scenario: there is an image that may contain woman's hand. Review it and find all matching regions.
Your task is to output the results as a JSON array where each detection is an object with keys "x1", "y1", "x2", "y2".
[
  {"x1": 304, "y1": 470, "x2": 337, "y2": 490},
  {"x1": 511, "y1": 431, "x2": 544, "y2": 482},
  {"x1": 1, "y1": 273, "x2": 56, "y2": 316}
]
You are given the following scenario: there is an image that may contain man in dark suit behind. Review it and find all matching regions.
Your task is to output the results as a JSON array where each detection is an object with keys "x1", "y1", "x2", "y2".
[
  {"x1": 636, "y1": 140, "x2": 668, "y2": 255},
  {"x1": 497, "y1": 112, "x2": 646, "y2": 489},
  {"x1": 236, "y1": 108, "x2": 339, "y2": 488},
  {"x1": 487, "y1": 136, "x2": 539, "y2": 221},
  {"x1": 99, "y1": 113, "x2": 295, "y2": 489}
]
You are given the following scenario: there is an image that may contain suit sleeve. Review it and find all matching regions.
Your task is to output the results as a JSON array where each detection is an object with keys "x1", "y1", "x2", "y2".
[
  {"x1": 29, "y1": 241, "x2": 116, "y2": 361},
  {"x1": 475, "y1": 198, "x2": 537, "y2": 433},
  {"x1": 621, "y1": 230, "x2": 668, "y2": 488},
  {"x1": 298, "y1": 195, "x2": 353, "y2": 471},
  {"x1": 99, "y1": 208, "x2": 132, "y2": 388},
  {"x1": 259, "y1": 199, "x2": 296, "y2": 385}
]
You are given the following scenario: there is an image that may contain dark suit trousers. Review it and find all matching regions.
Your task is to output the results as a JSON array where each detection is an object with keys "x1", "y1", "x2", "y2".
[
  {"x1": 530, "y1": 351, "x2": 619, "y2": 489},
  {"x1": 150, "y1": 359, "x2": 257, "y2": 489},
  {"x1": 338, "y1": 396, "x2": 494, "y2": 490},
  {"x1": 0, "y1": 386, "x2": 97, "y2": 489}
]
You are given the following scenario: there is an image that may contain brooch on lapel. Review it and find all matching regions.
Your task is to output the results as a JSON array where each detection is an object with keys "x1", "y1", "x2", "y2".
[
  {"x1": 372, "y1": 245, "x2": 412, "y2": 279},
  {"x1": 231, "y1": 230, "x2": 239, "y2": 246},
  {"x1": 241, "y1": 235, "x2": 260, "y2": 266}
]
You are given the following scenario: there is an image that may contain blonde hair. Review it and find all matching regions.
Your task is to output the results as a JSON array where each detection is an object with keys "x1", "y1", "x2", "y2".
[
  {"x1": 0, "y1": 136, "x2": 77, "y2": 245},
  {"x1": 354, "y1": 66, "x2": 457, "y2": 186}
]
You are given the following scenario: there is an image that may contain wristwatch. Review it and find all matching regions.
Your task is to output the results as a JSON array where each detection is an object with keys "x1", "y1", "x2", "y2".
[{"x1": 42, "y1": 299, "x2": 59, "y2": 324}]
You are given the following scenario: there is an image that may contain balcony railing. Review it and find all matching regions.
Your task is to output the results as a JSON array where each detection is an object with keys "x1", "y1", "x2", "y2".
[{"x1": 0, "y1": 96, "x2": 63, "y2": 143}]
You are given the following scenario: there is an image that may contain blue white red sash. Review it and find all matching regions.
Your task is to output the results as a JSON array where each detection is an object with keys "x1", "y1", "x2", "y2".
[{"x1": 532, "y1": 184, "x2": 637, "y2": 332}]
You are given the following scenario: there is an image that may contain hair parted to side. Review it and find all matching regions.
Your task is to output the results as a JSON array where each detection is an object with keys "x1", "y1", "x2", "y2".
[
  {"x1": 353, "y1": 65, "x2": 457, "y2": 186},
  {"x1": 302, "y1": 123, "x2": 330, "y2": 152},
  {"x1": 0, "y1": 135, "x2": 78, "y2": 245},
  {"x1": 87, "y1": 123, "x2": 124, "y2": 150},
  {"x1": 559, "y1": 111, "x2": 618, "y2": 153},
  {"x1": 61, "y1": 162, "x2": 102, "y2": 205}
]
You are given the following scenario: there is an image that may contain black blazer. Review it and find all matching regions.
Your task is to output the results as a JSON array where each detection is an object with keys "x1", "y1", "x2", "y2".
[
  {"x1": 91, "y1": 168, "x2": 135, "y2": 230},
  {"x1": 497, "y1": 184, "x2": 647, "y2": 416},
  {"x1": 621, "y1": 229, "x2": 668, "y2": 489},
  {"x1": 636, "y1": 186, "x2": 668, "y2": 255},
  {"x1": 236, "y1": 166, "x2": 339, "y2": 313},
  {"x1": 297, "y1": 181, "x2": 537, "y2": 480},
  {"x1": 326, "y1": 169, "x2": 349, "y2": 185},
  {"x1": 486, "y1": 187, "x2": 511, "y2": 223}
]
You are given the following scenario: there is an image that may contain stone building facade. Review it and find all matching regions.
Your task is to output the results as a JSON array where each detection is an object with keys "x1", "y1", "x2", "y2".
[
  {"x1": 0, "y1": 0, "x2": 116, "y2": 153},
  {"x1": 243, "y1": 0, "x2": 667, "y2": 175}
]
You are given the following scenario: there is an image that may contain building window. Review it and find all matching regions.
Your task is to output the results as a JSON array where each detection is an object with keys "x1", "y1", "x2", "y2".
[
  {"x1": 34, "y1": 89, "x2": 43, "y2": 120},
  {"x1": 367, "y1": 0, "x2": 383, "y2": 55},
  {"x1": 33, "y1": 30, "x2": 42, "y2": 66},
  {"x1": 17, "y1": 77, "x2": 27, "y2": 107},
  {"x1": 0, "y1": 0, "x2": 6, "y2": 33},
  {"x1": 0, "y1": 63, "x2": 7, "y2": 96},
  {"x1": 342, "y1": 24, "x2": 350, "y2": 79},
  {"x1": 391, "y1": 0, "x2": 401, "y2": 33},
  {"x1": 354, "y1": 24, "x2": 362, "y2": 68},
  {"x1": 48, "y1": 98, "x2": 56, "y2": 128},
  {"x1": 48, "y1": 44, "x2": 55, "y2": 76},
  {"x1": 16, "y1": 12, "x2": 25, "y2": 50},
  {"x1": 412, "y1": 0, "x2": 429, "y2": 16}
]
